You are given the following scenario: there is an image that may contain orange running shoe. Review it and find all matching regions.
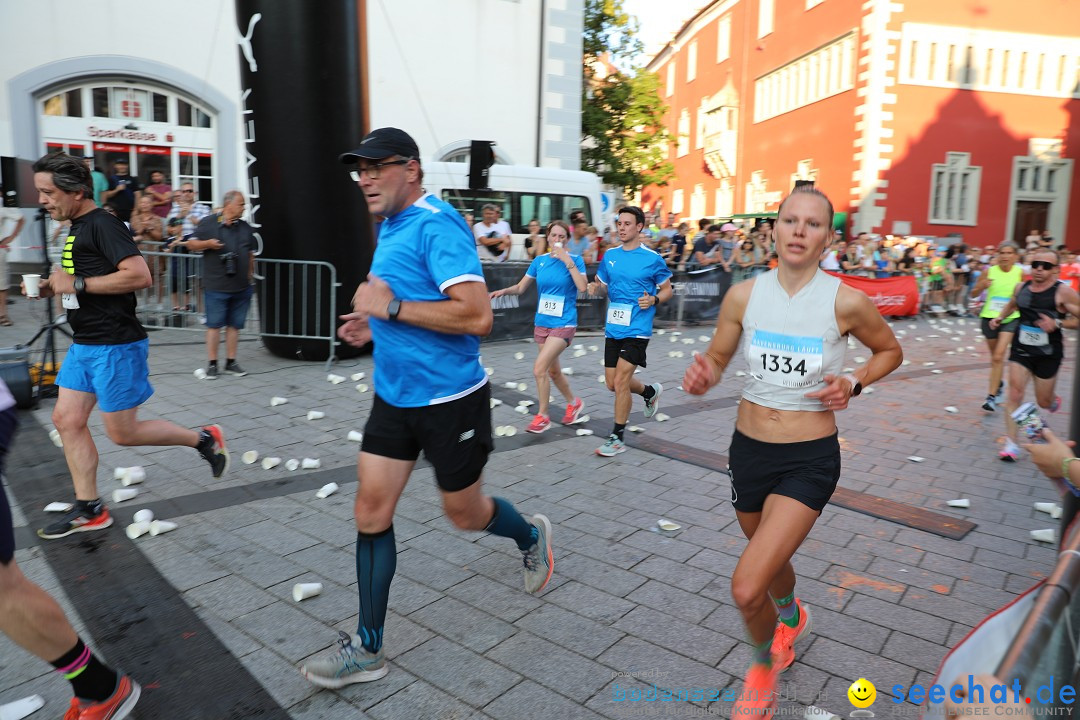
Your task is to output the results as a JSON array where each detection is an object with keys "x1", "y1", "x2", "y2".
[
  {"x1": 526, "y1": 414, "x2": 552, "y2": 434},
  {"x1": 64, "y1": 673, "x2": 140, "y2": 720},
  {"x1": 732, "y1": 663, "x2": 779, "y2": 717},
  {"x1": 562, "y1": 397, "x2": 584, "y2": 424},
  {"x1": 771, "y1": 598, "x2": 812, "y2": 671}
]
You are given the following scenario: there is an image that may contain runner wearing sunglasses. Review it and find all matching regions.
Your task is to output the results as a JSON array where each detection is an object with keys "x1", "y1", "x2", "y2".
[{"x1": 989, "y1": 249, "x2": 1080, "y2": 461}]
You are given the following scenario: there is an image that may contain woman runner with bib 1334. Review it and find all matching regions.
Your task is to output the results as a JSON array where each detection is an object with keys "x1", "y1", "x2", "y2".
[
  {"x1": 682, "y1": 187, "x2": 902, "y2": 716},
  {"x1": 489, "y1": 220, "x2": 587, "y2": 432}
]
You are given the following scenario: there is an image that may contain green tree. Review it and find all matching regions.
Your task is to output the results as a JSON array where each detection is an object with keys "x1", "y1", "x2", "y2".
[{"x1": 581, "y1": 0, "x2": 674, "y2": 196}]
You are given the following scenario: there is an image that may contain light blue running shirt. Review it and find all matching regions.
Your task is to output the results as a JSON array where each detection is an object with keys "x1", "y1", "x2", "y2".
[
  {"x1": 526, "y1": 253, "x2": 586, "y2": 328},
  {"x1": 368, "y1": 193, "x2": 488, "y2": 406},
  {"x1": 596, "y1": 245, "x2": 672, "y2": 339}
]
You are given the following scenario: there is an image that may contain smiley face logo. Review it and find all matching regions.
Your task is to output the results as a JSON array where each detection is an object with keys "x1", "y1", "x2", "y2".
[{"x1": 848, "y1": 678, "x2": 877, "y2": 709}]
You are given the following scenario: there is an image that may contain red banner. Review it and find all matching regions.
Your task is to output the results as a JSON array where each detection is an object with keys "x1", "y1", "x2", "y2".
[
  {"x1": 93, "y1": 142, "x2": 130, "y2": 152},
  {"x1": 825, "y1": 272, "x2": 920, "y2": 316}
]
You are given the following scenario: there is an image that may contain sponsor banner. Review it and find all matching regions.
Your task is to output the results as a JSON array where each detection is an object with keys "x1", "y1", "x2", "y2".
[
  {"x1": 136, "y1": 145, "x2": 170, "y2": 156},
  {"x1": 93, "y1": 142, "x2": 130, "y2": 153},
  {"x1": 826, "y1": 271, "x2": 920, "y2": 316}
]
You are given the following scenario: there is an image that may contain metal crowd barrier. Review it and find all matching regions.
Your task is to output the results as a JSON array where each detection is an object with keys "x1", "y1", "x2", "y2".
[{"x1": 135, "y1": 251, "x2": 340, "y2": 369}]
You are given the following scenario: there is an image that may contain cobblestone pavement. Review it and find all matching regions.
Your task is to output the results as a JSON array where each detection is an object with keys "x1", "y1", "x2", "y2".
[{"x1": 0, "y1": 293, "x2": 1070, "y2": 719}]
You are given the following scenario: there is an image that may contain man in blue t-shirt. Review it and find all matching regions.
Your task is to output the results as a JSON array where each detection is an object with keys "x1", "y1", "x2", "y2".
[
  {"x1": 586, "y1": 206, "x2": 673, "y2": 457},
  {"x1": 300, "y1": 127, "x2": 554, "y2": 690}
]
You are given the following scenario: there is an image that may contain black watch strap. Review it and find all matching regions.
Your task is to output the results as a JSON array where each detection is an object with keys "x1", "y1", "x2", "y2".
[
  {"x1": 387, "y1": 298, "x2": 401, "y2": 321},
  {"x1": 73, "y1": 276, "x2": 86, "y2": 294}
]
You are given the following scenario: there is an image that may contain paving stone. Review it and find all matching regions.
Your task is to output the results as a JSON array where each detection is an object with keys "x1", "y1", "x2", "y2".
[
  {"x1": 486, "y1": 631, "x2": 612, "y2": 703},
  {"x1": 800, "y1": 637, "x2": 919, "y2": 694},
  {"x1": 513, "y1": 603, "x2": 625, "y2": 659},
  {"x1": 238, "y1": 647, "x2": 320, "y2": 709},
  {"x1": 596, "y1": 636, "x2": 734, "y2": 699},
  {"x1": 286, "y1": 692, "x2": 372, "y2": 719},
  {"x1": 900, "y1": 588, "x2": 997, "y2": 626},
  {"x1": 626, "y1": 579, "x2": 719, "y2": 624},
  {"x1": 821, "y1": 565, "x2": 908, "y2": 602},
  {"x1": 366, "y1": 678, "x2": 490, "y2": 720},
  {"x1": 404, "y1": 527, "x2": 493, "y2": 565},
  {"x1": 619, "y1": 529, "x2": 704, "y2": 562},
  {"x1": 919, "y1": 551, "x2": 1008, "y2": 588},
  {"x1": 554, "y1": 551, "x2": 649, "y2": 597},
  {"x1": 483, "y1": 679, "x2": 608, "y2": 720},
  {"x1": 612, "y1": 605, "x2": 738, "y2": 666},
  {"x1": 233, "y1": 600, "x2": 340, "y2": 662},
  {"x1": 545, "y1": 581, "x2": 636, "y2": 625},
  {"x1": 444, "y1": 574, "x2": 542, "y2": 622},
  {"x1": 409, "y1": 596, "x2": 517, "y2": 653},
  {"x1": 184, "y1": 574, "x2": 278, "y2": 621},
  {"x1": 628, "y1": 555, "x2": 716, "y2": 593},
  {"x1": 396, "y1": 547, "x2": 476, "y2": 591},
  {"x1": 880, "y1": 630, "x2": 949, "y2": 671},
  {"x1": 844, "y1": 594, "x2": 952, "y2": 643},
  {"x1": 393, "y1": 636, "x2": 520, "y2": 708}
]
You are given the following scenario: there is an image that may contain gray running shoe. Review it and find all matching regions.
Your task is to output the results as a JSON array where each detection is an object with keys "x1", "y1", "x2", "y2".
[
  {"x1": 224, "y1": 360, "x2": 247, "y2": 377},
  {"x1": 643, "y1": 383, "x2": 663, "y2": 418},
  {"x1": 595, "y1": 434, "x2": 626, "y2": 457},
  {"x1": 522, "y1": 514, "x2": 553, "y2": 593},
  {"x1": 204, "y1": 365, "x2": 218, "y2": 380},
  {"x1": 299, "y1": 631, "x2": 388, "y2": 688}
]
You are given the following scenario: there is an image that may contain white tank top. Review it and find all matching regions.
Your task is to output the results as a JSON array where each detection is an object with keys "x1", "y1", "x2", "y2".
[{"x1": 741, "y1": 268, "x2": 846, "y2": 412}]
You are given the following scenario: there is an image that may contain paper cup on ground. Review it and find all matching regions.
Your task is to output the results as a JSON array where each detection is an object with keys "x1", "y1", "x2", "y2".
[
  {"x1": 242, "y1": 450, "x2": 259, "y2": 464},
  {"x1": 270, "y1": 396, "x2": 288, "y2": 406},
  {"x1": 347, "y1": 430, "x2": 364, "y2": 442},
  {"x1": 302, "y1": 457, "x2": 321, "y2": 469},
  {"x1": 133, "y1": 509, "x2": 154, "y2": 524},
  {"x1": 44, "y1": 502, "x2": 73, "y2": 513},
  {"x1": 149, "y1": 520, "x2": 177, "y2": 536},
  {"x1": 285, "y1": 459, "x2": 300, "y2": 471},
  {"x1": 112, "y1": 488, "x2": 138, "y2": 503},
  {"x1": 1031, "y1": 528, "x2": 1057, "y2": 543},
  {"x1": 194, "y1": 368, "x2": 207, "y2": 380},
  {"x1": 327, "y1": 373, "x2": 346, "y2": 384},
  {"x1": 1034, "y1": 501, "x2": 1058, "y2": 513},
  {"x1": 121, "y1": 467, "x2": 146, "y2": 486},
  {"x1": 307, "y1": 410, "x2": 325, "y2": 420},
  {"x1": 292, "y1": 582, "x2": 323, "y2": 602},
  {"x1": 113, "y1": 467, "x2": 128, "y2": 480},
  {"x1": 351, "y1": 372, "x2": 366, "y2": 381},
  {"x1": 125, "y1": 521, "x2": 151, "y2": 539},
  {"x1": 262, "y1": 457, "x2": 281, "y2": 470},
  {"x1": 316, "y1": 482, "x2": 339, "y2": 499},
  {"x1": 946, "y1": 498, "x2": 970, "y2": 508},
  {"x1": 49, "y1": 428, "x2": 63, "y2": 447},
  {"x1": 22, "y1": 274, "x2": 41, "y2": 297}
]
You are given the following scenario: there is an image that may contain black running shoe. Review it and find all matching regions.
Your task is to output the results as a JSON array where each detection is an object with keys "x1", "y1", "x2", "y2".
[
  {"x1": 38, "y1": 500, "x2": 113, "y2": 539},
  {"x1": 197, "y1": 424, "x2": 229, "y2": 478}
]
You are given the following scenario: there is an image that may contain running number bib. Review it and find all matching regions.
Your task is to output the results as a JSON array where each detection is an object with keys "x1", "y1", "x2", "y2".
[
  {"x1": 749, "y1": 329, "x2": 824, "y2": 388},
  {"x1": 61, "y1": 292, "x2": 80, "y2": 310},
  {"x1": 607, "y1": 302, "x2": 633, "y2": 327},
  {"x1": 1019, "y1": 324, "x2": 1049, "y2": 346},
  {"x1": 986, "y1": 296, "x2": 1010, "y2": 314},
  {"x1": 538, "y1": 293, "x2": 564, "y2": 317}
]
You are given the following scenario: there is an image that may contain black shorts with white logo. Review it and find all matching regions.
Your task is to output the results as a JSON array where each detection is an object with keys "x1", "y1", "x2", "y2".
[
  {"x1": 727, "y1": 428, "x2": 841, "y2": 513},
  {"x1": 361, "y1": 383, "x2": 493, "y2": 492},
  {"x1": 604, "y1": 337, "x2": 650, "y2": 369}
]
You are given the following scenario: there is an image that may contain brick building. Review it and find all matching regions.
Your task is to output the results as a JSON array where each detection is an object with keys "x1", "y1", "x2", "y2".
[{"x1": 641, "y1": 0, "x2": 1080, "y2": 247}]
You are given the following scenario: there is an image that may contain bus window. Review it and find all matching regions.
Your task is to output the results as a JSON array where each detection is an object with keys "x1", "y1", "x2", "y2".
[
  {"x1": 518, "y1": 193, "x2": 554, "y2": 232},
  {"x1": 564, "y1": 197, "x2": 589, "y2": 224}
]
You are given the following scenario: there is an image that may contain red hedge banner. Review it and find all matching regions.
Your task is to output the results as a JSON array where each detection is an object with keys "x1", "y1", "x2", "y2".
[{"x1": 825, "y1": 272, "x2": 920, "y2": 316}]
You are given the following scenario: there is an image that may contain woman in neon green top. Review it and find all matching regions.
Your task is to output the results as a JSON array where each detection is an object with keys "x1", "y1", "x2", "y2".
[{"x1": 970, "y1": 244, "x2": 1022, "y2": 411}]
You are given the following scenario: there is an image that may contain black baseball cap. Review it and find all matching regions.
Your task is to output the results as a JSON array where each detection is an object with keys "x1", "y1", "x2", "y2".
[
  {"x1": 339, "y1": 127, "x2": 419, "y2": 163},
  {"x1": 167, "y1": 217, "x2": 183, "y2": 227}
]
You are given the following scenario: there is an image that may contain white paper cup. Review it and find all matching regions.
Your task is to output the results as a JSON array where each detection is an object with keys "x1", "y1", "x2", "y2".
[
  {"x1": 194, "y1": 368, "x2": 207, "y2": 380},
  {"x1": 126, "y1": 521, "x2": 151, "y2": 539},
  {"x1": 302, "y1": 457, "x2": 321, "y2": 469},
  {"x1": 261, "y1": 457, "x2": 281, "y2": 470},
  {"x1": 22, "y1": 274, "x2": 41, "y2": 297},
  {"x1": 49, "y1": 428, "x2": 63, "y2": 447},
  {"x1": 316, "y1": 482, "x2": 339, "y2": 499},
  {"x1": 149, "y1": 520, "x2": 177, "y2": 536},
  {"x1": 327, "y1": 373, "x2": 346, "y2": 384},
  {"x1": 121, "y1": 467, "x2": 146, "y2": 486},
  {"x1": 270, "y1": 396, "x2": 289, "y2": 406},
  {"x1": 292, "y1": 582, "x2": 323, "y2": 602},
  {"x1": 133, "y1": 509, "x2": 154, "y2": 524},
  {"x1": 242, "y1": 450, "x2": 259, "y2": 465},
  {"x1": 351, "y1": 372, "x2": 365, "y2": 381},
  {"x1": 285, "y1": 459, "x2": 300, "y2": 471},
  {"x1": 946, "y1": 498, "x2": 970, "y2": 508},
  {"x1": 112, "y1": 488, "x2": 138, "y2": 503},
  {"x1": 307, "y1": 410, "x2": 325, "y2": 420},
  {"x1": 347, "y1": 430, "x2": 364, "y2": 442}
]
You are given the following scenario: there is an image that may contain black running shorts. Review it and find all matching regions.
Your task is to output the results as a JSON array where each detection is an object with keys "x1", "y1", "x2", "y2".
[
  {"x1": 1009, "y1": 352, "x2": 1062, "y2": 380},
  {"x1": 604, "y1": 337, "x2": 649, "y2": 369},
  {"x1": 361, "y1": 384, "x2": 493, "y2": 492},
  {"x1": 727, "y1": 428, "x2": 841, "y2": 513},
  {"x1": 0, "y1": 408, "x2": 20, "y2": 565}
]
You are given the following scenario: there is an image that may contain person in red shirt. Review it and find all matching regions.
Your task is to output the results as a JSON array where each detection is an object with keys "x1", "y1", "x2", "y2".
[{"x1": 1059, "y1": 248, "x2": 1080, "y2": 292}]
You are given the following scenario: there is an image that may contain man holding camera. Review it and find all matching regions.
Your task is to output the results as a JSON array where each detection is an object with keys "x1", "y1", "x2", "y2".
[
  {"x1": 473, "y1": 203, "x2": 511, "y2": 262},
  {"x1": 188, "y1": 190, "x2": 256, "y2": 379}
]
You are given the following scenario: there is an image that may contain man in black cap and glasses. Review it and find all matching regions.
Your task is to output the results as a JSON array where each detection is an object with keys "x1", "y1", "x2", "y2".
[{"x1": 299, "y1": 128, "x2": 554, "y2": 688}]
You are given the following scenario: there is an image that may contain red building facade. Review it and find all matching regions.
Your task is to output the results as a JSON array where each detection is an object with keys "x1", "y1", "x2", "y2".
[{"x1": 642, "y1": 0, "x2": 1080, "y2": 247}]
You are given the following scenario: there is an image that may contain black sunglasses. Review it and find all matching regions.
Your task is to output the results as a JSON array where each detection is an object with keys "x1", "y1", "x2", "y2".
[{"x1": 1031, "y1": 261, "x2": 1057, "y2": 270}]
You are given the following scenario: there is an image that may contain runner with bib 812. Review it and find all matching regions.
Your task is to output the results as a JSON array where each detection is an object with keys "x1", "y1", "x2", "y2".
[{"x1": 681, "y1": 187, "x2": 902, "y2": 717}]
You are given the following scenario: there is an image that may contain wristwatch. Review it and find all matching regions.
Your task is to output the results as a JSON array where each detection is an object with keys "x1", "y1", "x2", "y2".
[
  {"x1": 651, "y1": 294, "x2": 660, "y2": 306},
  {"x1": 843, "y1": 373, "x2": 863, "y2": 397},
  {"x1": 387, "y1": 298, "x2": 401, "y2": 321},
  {"x1": 73, "y1": 276, "x2": 86, "y2": 295}
]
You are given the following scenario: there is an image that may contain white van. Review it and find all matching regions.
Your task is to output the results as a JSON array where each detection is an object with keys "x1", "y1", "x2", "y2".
[{"x1": 422, "y1": 162, "x2": 604, "y2": 261}]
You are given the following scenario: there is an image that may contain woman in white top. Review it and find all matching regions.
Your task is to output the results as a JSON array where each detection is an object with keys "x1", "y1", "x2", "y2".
[{"x1": 682, "y1": 187, "x2": 902, "y2": 716}]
